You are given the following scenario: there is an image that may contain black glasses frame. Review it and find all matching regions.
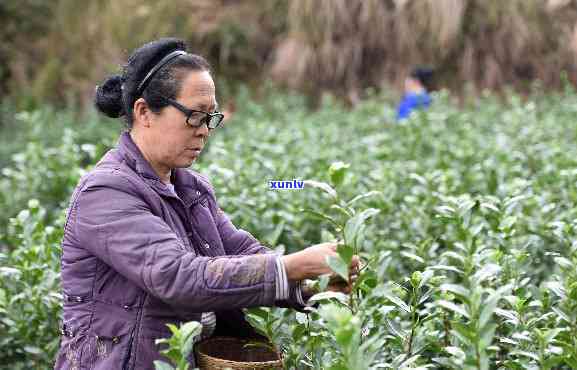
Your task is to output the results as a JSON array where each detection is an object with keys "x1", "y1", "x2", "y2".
[{"x1": 159, "y1": 96, "x2": 224, "y2": 129}]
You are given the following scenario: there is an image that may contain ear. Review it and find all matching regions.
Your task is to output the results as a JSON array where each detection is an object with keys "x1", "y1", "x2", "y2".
[{"x1": 133, "y1": 98, "x2": 152, "y2": 128}]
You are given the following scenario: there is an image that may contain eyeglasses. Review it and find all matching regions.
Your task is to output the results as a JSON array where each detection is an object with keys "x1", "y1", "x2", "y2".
[{"x1": 159, "y1": 96, "x2": 224, "y2": 129}]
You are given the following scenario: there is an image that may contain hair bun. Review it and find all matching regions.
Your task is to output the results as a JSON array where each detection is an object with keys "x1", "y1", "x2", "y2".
[{"x1": 94, "y1": 75, "x2": 125, "y2": 118}]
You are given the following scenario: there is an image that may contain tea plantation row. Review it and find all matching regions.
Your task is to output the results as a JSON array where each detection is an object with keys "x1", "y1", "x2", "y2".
[{"x1": 1, "y1": 89, "x2": 577, "y2": 369}]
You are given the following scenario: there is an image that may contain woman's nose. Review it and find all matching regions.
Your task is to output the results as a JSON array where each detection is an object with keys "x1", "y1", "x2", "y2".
[{"x1": 195, "y1": 122, "x2": 210, "y2": 138}]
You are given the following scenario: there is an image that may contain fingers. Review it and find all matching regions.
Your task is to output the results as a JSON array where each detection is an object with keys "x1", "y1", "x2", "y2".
[
  {"x1": 311, "y1": 241, "x2": 337, "y2": 252},
  {"x1": 327, "y1": 242, "x2": 338, "y2": 252},
  {"x1": 350, "y1": 270, "x2": 358, "y2": 280},
  {"x1": 308, "y1": 242, "x2": 364, "y2": 280},
  {"x1": 350, "y1": 255, "x2": 360, "y2": 271}
]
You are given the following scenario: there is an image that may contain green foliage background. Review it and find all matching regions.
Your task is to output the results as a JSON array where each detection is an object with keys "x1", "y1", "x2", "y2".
[{"x1": 2, "y1": 85, "x2": 577, "y2": 368}]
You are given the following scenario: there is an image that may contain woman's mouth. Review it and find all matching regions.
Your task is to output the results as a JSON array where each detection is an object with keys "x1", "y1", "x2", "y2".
[{"x1": 187, "y1": 148, "x2": 203, "y2": 157}]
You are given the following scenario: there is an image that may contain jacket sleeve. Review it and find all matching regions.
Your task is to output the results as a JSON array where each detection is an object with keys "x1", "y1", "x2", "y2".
[
  {"x1": 193, "y1": 170, "x2": 271, "y2": 257},
  {"x1": 214, "y1": 204, "x2": 310, "y2": 311},
  {"x1": 215, "y1": 206, "x2": 272, "y2": 256},
  {"x1": 195, "y1": 171, "x2": 308, "y2": 310},
  {"x1": 72, "y1": 175, "x2": 278, "y2": 312}
]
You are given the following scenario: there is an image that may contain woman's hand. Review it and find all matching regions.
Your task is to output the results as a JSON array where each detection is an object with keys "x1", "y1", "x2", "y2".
[
  {"x1": 281, "y1": 242, "x2": 359, "y2": 282},
  {"x1": 282, "y1": 242, "x2": 337, "y2": 281}
]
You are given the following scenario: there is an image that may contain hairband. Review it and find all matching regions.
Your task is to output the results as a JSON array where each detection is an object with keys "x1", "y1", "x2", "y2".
[{"x1": 136, "y1": 50, "x2": 187, "y2": 97}]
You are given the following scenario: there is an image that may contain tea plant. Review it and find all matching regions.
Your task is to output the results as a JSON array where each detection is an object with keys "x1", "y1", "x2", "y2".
[
  {"x1": 153, "y1": 321, "x2": 202, "y2": 370},
  {"x1": 3, "y1": 89, "x2": 577, "y2": 368},
  {"x1": 303, "y1": 161, "x2": 380, "y2": 313},
  {"x1": 0, "y1": 200, "x2": 63, "y2": 369}
]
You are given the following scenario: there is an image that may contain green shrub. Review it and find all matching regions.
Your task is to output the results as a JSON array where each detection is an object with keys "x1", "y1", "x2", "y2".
[
  {"x1": 2, "y1": 89, "x2": 577, "y2": 368},
  {"x1": 0, "y1": 200, "x2": 63, "y2": 369}
]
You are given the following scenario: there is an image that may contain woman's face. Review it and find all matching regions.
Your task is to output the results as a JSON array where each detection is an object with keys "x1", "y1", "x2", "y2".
[{"x1": 145, "y1": 70, "x2": 216, "y2": 172}]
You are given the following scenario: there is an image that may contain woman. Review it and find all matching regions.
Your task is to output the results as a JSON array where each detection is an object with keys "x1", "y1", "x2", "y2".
[{"x1": 54, "y1": 38, "x2": 356, "y2": 369}]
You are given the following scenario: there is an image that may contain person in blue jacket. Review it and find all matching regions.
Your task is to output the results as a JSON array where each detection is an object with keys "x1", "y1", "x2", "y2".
[{"x1": 396, "y1": 67, "x2": 435, "y2": 121}]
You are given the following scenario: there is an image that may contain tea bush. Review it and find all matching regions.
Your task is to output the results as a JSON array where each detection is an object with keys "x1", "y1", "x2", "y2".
[
  {"x1": 0, "y1": 201, "x2": 64, "y2": 368},
  {"x1": 3, "y1": 88, "x2": 577, "y2": 368}
]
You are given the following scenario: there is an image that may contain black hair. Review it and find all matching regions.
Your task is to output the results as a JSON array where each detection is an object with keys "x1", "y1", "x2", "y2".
[
  {"x1": 94, "y1": 38, "x2": 211, "y2": 127},
  {"x1": 410, "y1": 66, "x2": 435, "y2": 91}
]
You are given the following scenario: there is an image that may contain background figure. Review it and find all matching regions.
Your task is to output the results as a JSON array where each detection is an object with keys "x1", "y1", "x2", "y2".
[{"x1": 396, "y1": 66, "x2": 435, "y2": 121}]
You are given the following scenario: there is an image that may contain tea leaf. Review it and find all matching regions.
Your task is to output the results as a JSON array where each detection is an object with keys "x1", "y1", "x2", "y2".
[{"x1": 326, "y1": 255, "x2": 349, "y2": 281}]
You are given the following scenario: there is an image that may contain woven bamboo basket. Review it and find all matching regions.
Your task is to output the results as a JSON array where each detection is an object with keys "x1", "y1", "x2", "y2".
[{"x1": 195, "y1": 336, "x2": 283, "y2": 369}]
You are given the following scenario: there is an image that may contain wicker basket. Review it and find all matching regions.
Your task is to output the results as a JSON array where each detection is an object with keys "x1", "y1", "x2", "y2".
[{"x1": 195, "y1": 336, "x2": 283, "y2": 369}]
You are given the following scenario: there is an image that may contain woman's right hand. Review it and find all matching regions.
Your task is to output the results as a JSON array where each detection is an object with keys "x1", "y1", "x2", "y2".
[{"x1": 282, "y1": 242, "x2": 358, "y2": 281}]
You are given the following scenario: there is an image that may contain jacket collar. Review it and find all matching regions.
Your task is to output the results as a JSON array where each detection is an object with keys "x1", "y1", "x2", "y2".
[
  {"x1": 118, "y1": 131, "x2": 161, "y2": 181},
  {"x1": 116, "y1": 131, "x2": 201, "y2": 205}
]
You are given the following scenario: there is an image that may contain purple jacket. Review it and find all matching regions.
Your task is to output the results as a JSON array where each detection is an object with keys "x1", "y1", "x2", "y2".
[{"x1": 54, "y1": 132, "x2": 302, "y2": 369}]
